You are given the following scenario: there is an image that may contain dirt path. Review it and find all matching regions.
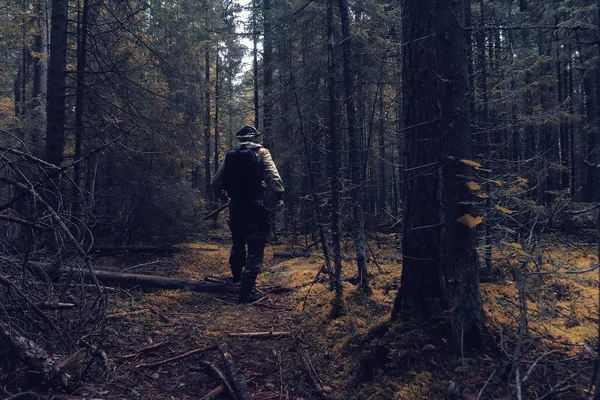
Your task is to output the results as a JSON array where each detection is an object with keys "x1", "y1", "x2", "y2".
[{"x1": 85, "y1": 234, "x2": 349, "y2": 400}]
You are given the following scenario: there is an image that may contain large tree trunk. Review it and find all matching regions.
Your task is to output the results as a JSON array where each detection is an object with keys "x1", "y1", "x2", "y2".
[
  {"x1": 45, "y1": 0, "x2": 68, "y2": 167},
  {"x1": 337, "y1": 0, "x2": 370, "y2": 293},
  {"x1": 392, "y1": 0, "x2": 484, "y2": 348}
]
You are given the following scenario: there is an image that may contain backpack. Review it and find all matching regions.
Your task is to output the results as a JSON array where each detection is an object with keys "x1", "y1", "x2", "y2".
[{"x1": 223, "y1": 145, "x2": 264, "y2": 201}]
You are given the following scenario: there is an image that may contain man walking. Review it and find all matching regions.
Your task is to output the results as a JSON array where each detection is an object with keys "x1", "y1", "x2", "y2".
[{"x1": 211, "y1": 125, "x2": 285, "y2": 303}]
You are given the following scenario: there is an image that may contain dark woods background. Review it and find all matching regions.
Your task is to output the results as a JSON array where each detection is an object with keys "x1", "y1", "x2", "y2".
[{"x1": 2, "y1": 0, "x2": 598, "y2": 247}]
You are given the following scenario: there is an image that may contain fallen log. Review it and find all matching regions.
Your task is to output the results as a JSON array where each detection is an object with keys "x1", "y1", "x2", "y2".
[
  {"x1": 219, "y1": 343, "x2": 252, "y2": 400},
  {"x1": 27, "y1": 262, "x2": 236, "y2": 293},
  {"x1": 0, "y1": 322, "x2": 66, "y2": 387},
  {"x1": 273, "y1": 251, "x2": 310, "y2": 259}
]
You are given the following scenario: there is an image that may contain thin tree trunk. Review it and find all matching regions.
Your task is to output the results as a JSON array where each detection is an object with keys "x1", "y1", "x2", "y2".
[
  {"x1": 214, "y1": 44, "x2": 220, "y2": 175},
  {"x1": 204, "y1": 46, "x2": 213, "y2": 202},
  {"x1": 31, "y1": 0, "x2": 48, "y2": 148},
  {"x1": 263, "y1": 0, "x2": 273, "y2": 148},
  {"x1": 337, "y1": 0, "x2": 370, "y2": 294},
  {"x1": 252, "y1": 0, "x2": 259, "y2": 128},
  {"x1": 45, "y1": 0, "x2": 69, "y2": 168},
  {"x1": 327, "y1": 0, "x2": 345, "y2": 317},
  {"x1": 74, "y1": 0, "x2": 90, "y2": 220}
]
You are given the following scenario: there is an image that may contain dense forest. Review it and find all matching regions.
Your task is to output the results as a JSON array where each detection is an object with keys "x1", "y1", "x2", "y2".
[{"x1": 1, "y1": 0, "x2": 600, "y2": 398}]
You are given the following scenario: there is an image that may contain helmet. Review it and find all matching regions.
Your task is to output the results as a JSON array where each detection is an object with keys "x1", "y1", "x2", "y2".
[{"x1": 235, "y1": 125, "x2": 261, "y2": 140}]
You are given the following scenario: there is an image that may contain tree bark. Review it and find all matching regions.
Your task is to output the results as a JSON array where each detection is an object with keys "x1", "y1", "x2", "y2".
[{"x1": 392, "y1": 0, "x2": 484, "y2": 348}]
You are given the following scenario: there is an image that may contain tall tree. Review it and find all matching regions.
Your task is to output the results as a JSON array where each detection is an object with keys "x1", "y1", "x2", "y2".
[
  {"x1": 327, "y1": 0, "x2": 345, "y2": 317},
  {"x1": 45, "y1": 0, "x2": 69, "y2": 167},
  {"x1": 392, "y1": 0, "x2": 484, "y2": 347},
  {"x1": 337, "y1": 0, "x2": 370, "y2": 293}
]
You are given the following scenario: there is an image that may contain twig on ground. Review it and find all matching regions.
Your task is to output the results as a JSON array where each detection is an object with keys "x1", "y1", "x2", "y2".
[
  {"x1": 227, "y1": 331, "x2": 292, "y2": 338},
  {"x1": 135, "y1": 345, "x2": 218, "y2": 368},
  {"x1": 200, "y1": 384, "x2": 226, "y2": 400},
  {"x1": 296, "y1": 348, "x2": 333, "y2": 399},
  {"x1": 119, "y1": 342, "x2": 168, "y2": 360}
]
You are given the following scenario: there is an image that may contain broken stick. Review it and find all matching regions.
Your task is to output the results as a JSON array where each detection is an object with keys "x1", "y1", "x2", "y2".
[
  {"x1": 201, "y1": 383, "x2": 226, "y2": 400},
  {"x1": 198, "y1": 360, "x2": 236, "y2": 399},
  {"x1": 297, "y1": 348, "x2": 334, "y2": 399},
  {"x1": 120, "y1": 342, "x2": 168, "y2": 360},
  {"x1": 227, "y1": 331, "x2": 291, "y2": 339},
  {"x1": 219, "y1": 343, "x2": 252, "y2": 400},
  {"x1": 135, "y1": 345, "x2": 217, "y2": 368}
]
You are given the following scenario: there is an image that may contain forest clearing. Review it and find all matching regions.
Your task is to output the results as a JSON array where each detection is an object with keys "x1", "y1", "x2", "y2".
[{"x1": 3, "y1": 0, "x2": 600, "y2": 398}]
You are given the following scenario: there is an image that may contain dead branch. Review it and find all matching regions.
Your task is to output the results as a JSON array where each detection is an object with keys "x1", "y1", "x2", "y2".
[
  {"x1": 219, "y1": 343, "x2": 252, "y2": 400},
  {"x1": 106, "y1": 309, "x2": 151, "y2": 319},
  {"x1": 227, "y1": 331, "x2": 292, "y2": 338},
  {"x1": 0, "y1": 322, "x2": 67, "y2": 387},
  {"x1": 200, "y1": 384, "x2": 226, "y2": 400},
  {"x1": 566, "y1": 262, "x2": 600, "y2": 274},
  {"x1": 135, "y1": 344, "x2": 218, "y2": 368},
  {"x1": 0, "y1": 214, "x2": 45, "y2": 229},
  {"x1": 273, "y1": 251, "x2": 310, "y2": 259},
  {"x1": 120, "y1": 342, "x2": 168, "y2": 360},
  {"x1": 198, "y1": 360, "x2": 237, "y2": 399},
  {"x1": 90, "y1": 245, "x2": 180, "y2": 256},
  {"x1": 296, "y1": 348, "x2": 333, "y2": 399}
]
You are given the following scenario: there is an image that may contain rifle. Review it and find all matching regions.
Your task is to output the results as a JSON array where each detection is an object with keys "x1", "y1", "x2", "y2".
[{"x1": 203, "y1": 202, "x2": 229, "y2": 220}]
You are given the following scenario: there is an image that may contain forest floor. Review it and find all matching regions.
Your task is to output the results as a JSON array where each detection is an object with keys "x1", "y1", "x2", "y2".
[{"x1": 74, "y1": 230, "x2": 598, "y2": 400}]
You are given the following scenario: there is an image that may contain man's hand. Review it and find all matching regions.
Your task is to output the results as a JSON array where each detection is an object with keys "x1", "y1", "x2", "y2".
[{"x1": 276, "y1": 199, "x2": 284, "y2": 212}]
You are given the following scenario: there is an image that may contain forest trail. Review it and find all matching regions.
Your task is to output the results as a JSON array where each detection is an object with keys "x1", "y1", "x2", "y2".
[
  {"x1": 59, "y1": 232, "x2": 597, "y2": 400},
  {"x1": 88, "y1": 232, "x2": 401, "y2": 400}
]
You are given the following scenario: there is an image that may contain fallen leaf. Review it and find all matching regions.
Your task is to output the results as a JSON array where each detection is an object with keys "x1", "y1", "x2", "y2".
[{"x1": 456, "y1": 214, "x2": 482, "y2": 228}]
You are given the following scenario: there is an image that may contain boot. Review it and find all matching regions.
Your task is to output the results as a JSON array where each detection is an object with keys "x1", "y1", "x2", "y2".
[{"x1": 238, "y1": 274, "x2": 262, "y2": 304}]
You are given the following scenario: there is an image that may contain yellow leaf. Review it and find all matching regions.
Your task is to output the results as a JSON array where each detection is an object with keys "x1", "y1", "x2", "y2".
[
  {"x1": 516, "y1": 177, "x2": 529, "y2": 186},
  {"x1": 495, "y1": 205, "x2": 515, "y2": 215},
  {"x1": 476, "y1": 192, "x2": 489, "y2": 199},
  {"x1": 466, "y1": 181, "x2": 481, "y2": 191},
  {"x1": 459, "y1": 159, "x2": 481, "y2": 169},
  {"x1": 492, "y1": 180, "x2": 503, "y2": 187},
  {"x1": 456, "y1": 214, "x2": 482, "y2": 228}
]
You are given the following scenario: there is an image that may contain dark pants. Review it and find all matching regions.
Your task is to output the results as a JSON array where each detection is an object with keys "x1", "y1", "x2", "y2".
[{"x1": 228, "y1": 199, "x2": 269, "y2": 292}]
